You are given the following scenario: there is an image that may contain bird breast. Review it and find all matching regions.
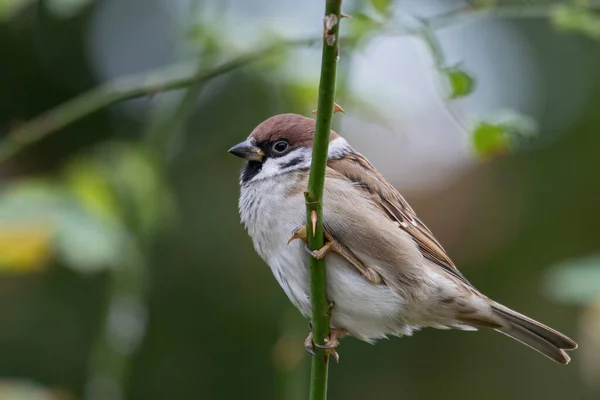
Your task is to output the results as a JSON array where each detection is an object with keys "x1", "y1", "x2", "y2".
[{"x1": 239, "y1": 173, "x2": 411, "y2": 341}]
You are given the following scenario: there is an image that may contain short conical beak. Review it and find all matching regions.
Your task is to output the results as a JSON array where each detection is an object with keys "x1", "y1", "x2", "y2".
[{"x1": 228, "y1": 140, "x2": 264, "y2": 161}]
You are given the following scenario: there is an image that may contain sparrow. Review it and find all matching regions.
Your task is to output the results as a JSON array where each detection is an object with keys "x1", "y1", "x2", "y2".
[{"x1": 229, "y1": 113, "x2": 577, "y2": 364}]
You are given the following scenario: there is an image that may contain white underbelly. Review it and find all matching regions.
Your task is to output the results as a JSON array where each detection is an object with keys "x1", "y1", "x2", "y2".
[
  {"x1": 269, "y1": 238, "x2": 413, "y2": 341},
  {"x1": 241, "y1": 179, "x2": 413, "y2": 341}
]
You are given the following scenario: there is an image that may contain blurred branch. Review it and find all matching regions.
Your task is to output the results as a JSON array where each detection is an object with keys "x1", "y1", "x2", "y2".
[
  {"x1": 375, "y1": 2, "x2": 567, "y2": 38},
  {"x1": 306, "y1": 1, "x2": 343, "y2": 400},
  {"x1": 144, "y1": 41, "x2": 217, "y2": 160},
  {"x1": 0, "y1": 1, "x2": 577, "y2": 165},
  {"x1": 0, "y1": 38, "x2": 314, "y2": 164},
  {"x1": 428, "y1": 3, "x2": 560, "y2": 31},
  {"x1": 400, "y1": 1, "x2": 571, "y2": 145},
  {"x1": 417, "y1": 25, "x2": 471, "y2": 131},
  {"x1": 143, "y1": 58, "x2": 209, "y2": 160}
]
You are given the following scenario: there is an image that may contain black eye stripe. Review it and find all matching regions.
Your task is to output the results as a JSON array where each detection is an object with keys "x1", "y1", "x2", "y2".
[{"x1": 280, "y1": 156, "x2": 303, "y2": 169}]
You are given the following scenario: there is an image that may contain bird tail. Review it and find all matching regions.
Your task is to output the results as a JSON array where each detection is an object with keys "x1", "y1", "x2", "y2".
[{"x1": 490, "y1": 302, "x2": 578, "y2": 364}]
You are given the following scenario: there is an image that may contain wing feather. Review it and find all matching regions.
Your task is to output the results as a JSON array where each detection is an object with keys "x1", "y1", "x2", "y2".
[{"x1": 328, "y1": 151, "x2": 473, "y2": 287}]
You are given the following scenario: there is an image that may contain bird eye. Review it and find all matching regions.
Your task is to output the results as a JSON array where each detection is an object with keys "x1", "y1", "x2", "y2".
[{"x1": 272, "y1": 140, "x2": 289, "y2": 154}]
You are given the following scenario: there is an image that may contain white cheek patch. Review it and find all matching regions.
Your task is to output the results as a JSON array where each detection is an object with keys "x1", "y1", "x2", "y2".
[
  {"x1": 250, "y1": 148, "x2": 312, "y2": 182},
  {"x1": 328, "y1": 137, "x2": 353, "y2": 159},
  {"x1": 248, "y1": 138, "x2": 352, "y2": 183}
]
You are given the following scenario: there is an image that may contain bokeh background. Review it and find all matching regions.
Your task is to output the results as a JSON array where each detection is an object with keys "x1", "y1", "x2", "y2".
[{"x1": 1, "y1": 0, "x2": 599, "y2": 399}]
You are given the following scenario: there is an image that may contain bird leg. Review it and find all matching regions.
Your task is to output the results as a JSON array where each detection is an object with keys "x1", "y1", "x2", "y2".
[
  {"x1": 304, "y1": 328, "x2": 348, "y2": 363},
  {"x1": 288, "y1": 225, "x2": 383, "y2": 285}
]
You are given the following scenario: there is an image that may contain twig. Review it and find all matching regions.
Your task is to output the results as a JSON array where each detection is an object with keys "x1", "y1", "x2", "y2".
[
  {"x1": 0, "y1": 3, "x2": 564, "y2": 165},
  {"x1": 144, "y1": 49, "x2": 215, "y2": 160},
  {"x1": 0, "y1": 38, "x2": 313, "y2": 164},
  {"x1": 428, "y1": 4, "x2": 559, "y2": 31},
  {"x1": 417, "y1": 25, "x2": 470, "y2": 132},
  {"x1": 305, "y1": 1, "x2": 342, "y2": 400}
]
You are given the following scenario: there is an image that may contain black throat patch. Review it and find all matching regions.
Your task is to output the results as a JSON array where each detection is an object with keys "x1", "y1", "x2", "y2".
[{"x1": 241, "y1": 161, "x2": 262, "y2": 183}]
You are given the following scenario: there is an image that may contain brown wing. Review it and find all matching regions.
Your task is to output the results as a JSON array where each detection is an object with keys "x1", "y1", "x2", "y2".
[{"x1": 328, "y1": 151, "x2": 473, "y2": 287}]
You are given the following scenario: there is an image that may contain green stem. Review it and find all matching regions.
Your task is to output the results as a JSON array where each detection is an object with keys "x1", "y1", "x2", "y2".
[{"x1": 306, "y1": 1, "x2": 342, "y2": 400}]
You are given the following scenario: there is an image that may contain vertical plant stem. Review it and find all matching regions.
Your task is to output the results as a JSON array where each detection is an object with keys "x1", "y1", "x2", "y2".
[{"x1": 305, "y1": 1, "x2": 342, "y2": 400}]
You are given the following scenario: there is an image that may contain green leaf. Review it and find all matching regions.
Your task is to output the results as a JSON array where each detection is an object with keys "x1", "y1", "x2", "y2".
[
  {"x1": 370, "y1": 0, "x2": 391, "y2": 15},
  {"x1": 472, "y1": 122, "x2": 509, "y2": 158},
  {"x1": 544, "y1": 254, "x2": 600, "y2": 305},
  {"x1": 64, "y1": 142, "x2": 175, "y2": 239},
  {"x1": 444, "y1": 67, "x2": 475, "y2": 99},
  {"x1": 471, "y1": 112, "x2": 538, "y2": 158},
  {"x1": 62, "y1": 158, "x2": 122, "y2": 222}
]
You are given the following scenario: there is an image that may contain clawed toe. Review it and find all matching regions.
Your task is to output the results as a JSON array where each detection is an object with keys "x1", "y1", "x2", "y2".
[
  {"x1": 303, "y1": 328, "x2": 346, "y2": 363},
  {"x1": 304, "y1": 332, "x2": 316, "y2": 356},
  {"x1": 314, "y1": 337, "x2": 339, "y2": 350}
]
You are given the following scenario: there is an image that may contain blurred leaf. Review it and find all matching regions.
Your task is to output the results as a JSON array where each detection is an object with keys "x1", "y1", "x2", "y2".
[
  {"x1": 0, "y1": 380, "x2": 69, "y2": 400},
  {"x1": 187, "y1": 21, "x2": 221, "y2": 55},
  {"x1": 64, "y1": 142, "x2": 175, "y2": 239},
  {"x1": 62, "y1": 159, "x2": 122, "y2": 222},
  {"x1": 469, "y1": 0, "x2": 495, "y2": 9},
  {"x1": 471, "y1": 112, "x2": 538, "y2": 158},
  {"x1": 551, "y1": 4, "x2": 600, "y2": 40},
  {"x1": 0, "y1": 225, "x2": 53, "y2": 272},
  {"x1": 54, "y1": 206, "x2": 130, "y2": 273},
  {"x1": 0, "y1": 179, "x2": 133, "y2": 274},
  {"x1": 370, "y1": 0, "x2": 391, "y2": 15},
  {"x1": 544, "y1": 254, "x2": 600, "y2": 305},
  {"x1": 285, "y1": 82, "x2": 318, "y2": 114},
  {"x1": 443, "y1": 66, "x2": 475, "y2": 99},
  {"x1": 46, "y1": 0, "x2": 94, "y2": 18},
  {"x1": 472, "y1": 122, "x2": 509, "y2": 158},
  {"x1": 0, "y1": 0, "x2": 33, "y2": 21}
]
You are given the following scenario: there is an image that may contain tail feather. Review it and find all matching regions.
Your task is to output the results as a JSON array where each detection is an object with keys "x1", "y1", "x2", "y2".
[{"x1": 491, "y1": 303, "x2": 577, "y2": 365}]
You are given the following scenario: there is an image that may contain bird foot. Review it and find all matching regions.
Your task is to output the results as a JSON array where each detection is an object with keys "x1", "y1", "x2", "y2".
[
  {"x1": 287, "y1": 225, "x2": 383, "y2": 285},
  {"x1": 304, "y1": 329, "x2": 346, "y2": 363},
  {"x1": 287, "y1": 225, "x2": 332, "y2": 259}
]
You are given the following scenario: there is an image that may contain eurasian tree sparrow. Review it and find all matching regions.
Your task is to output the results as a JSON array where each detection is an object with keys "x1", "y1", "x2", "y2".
[{"x1": 229, "y1": 113, "x2": 577, "y2": 364}]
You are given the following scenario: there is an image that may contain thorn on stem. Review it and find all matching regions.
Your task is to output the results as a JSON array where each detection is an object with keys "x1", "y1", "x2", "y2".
[
  {"x1": 310, "y1": 210, "x2": 318, "y2": 237},
  {"x1": 333, "y1": 103, "x2": 345, "y2": 115},
  {"x1": 340, "y1": 12, "x2": 351, "y2": 19}
]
